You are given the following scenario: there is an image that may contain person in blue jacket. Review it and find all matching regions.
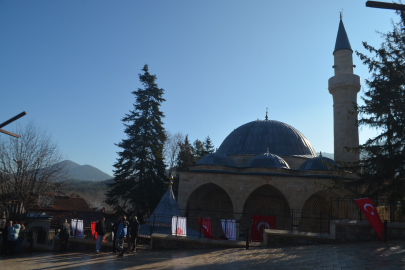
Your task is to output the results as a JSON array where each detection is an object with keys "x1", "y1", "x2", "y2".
[
  {"x1": 115, "y1": 216, "x2": 129, "y2": 257},
  {"x1": 7, "y1": 221, "x2": 20, "y2": 255}
]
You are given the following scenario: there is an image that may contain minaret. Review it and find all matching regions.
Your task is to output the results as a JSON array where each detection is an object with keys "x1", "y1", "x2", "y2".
[{"x1": 328, "y1": 15, "x2": 360, "y2": 163}]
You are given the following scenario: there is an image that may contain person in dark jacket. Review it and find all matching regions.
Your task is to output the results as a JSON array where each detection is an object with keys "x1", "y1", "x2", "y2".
[
  {"x1": 95, "y1": 217, "x2": 106, "y2": 253},
  {"x1": 1, "y1": 220, "x2": 13, "y2": 255},
  {"x1": 111, "y1": 217, "x2": 121, "y2": 253},
  {"x1": 59, "y1": 219, "x2": 71, "y2": 252},
  {"x1": 129, "y1": 217, "x2": 139, "y2": 252}
]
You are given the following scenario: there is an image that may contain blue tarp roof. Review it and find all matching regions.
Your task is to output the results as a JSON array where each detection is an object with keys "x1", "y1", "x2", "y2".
[{"x1": 146, "y1": 188, "x2": 182, "y2": 224}]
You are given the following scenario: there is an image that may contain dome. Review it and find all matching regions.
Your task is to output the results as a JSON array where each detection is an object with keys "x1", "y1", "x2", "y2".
[
  {"x1": 217, "y1": 120, "x2": 316, "y2": 157},
  {"x1": 196, "y1": 153, "x2": 237, "y2": 167},
  {"x1": 299, "y1": 154, "x2": 337, "y2": 171},
  {"x1": 246, "y1": 152, "x2": 290, "y2": 169}
]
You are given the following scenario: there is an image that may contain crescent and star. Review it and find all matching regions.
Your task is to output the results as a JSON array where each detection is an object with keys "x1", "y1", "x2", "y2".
[{"x1": 364, "y1": 204, "x2": 375, "y2": 215}]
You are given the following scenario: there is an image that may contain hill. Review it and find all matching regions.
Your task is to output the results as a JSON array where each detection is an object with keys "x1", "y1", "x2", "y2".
[{"x1": 60, "y1": 160, "x2": 112, "y2": 181}]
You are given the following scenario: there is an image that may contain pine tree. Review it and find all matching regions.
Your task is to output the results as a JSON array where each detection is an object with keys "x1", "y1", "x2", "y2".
[
  {"x1": 343, "y1": 11, "x2": 405, "y2": 202},
  {"x1": 193, "y1": 139, "x2": 205, "y2": 161},
  {"x1": 173, "y1": 135, "x2": 195, "y2": 197},
  {"x1": 106, "y1": 64, "x2": 167, "y2": 217},
  {"x1": 203, "y1": 136, "x2": 215, "y2": 155}
]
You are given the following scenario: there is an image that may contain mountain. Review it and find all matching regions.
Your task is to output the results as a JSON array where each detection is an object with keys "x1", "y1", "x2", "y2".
[{"x1": 60, "y1": 160, "x2": 112, "y2": 181}]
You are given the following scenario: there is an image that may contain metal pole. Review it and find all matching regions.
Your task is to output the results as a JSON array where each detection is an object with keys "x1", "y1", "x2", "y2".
[
  {"x1": 384, "y1": 220, "x2": 388, "y2": 242},
  {"x1": 291, "y1": 210, "x2": 294, "y2": 231},
  {"x1": 245, "y1": 228, "x2": 249, "y2": 250},
  {"x1": 176, "y1": 215, "x2": 178, "y2": 236}
]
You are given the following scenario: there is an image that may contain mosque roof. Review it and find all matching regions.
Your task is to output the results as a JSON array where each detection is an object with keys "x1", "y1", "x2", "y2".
[
  {"x1": 334, "y1": 18, "x2": 352, "y2": 52},
  {"x1": 216, "y1": 120, "x2": 316, "y2": 157},
  {"x1": 246, "y1": 152, "x2": 290, "y2": 169},
  {"x1": 146, "y1": 187, "x2": 182, "y2": 224},
  {"x1": 299, "y1": 153, "x2": 338, "y2": 171},
  {"x1": 196, "y1": 152, "x2": 237, "y2": 167}
]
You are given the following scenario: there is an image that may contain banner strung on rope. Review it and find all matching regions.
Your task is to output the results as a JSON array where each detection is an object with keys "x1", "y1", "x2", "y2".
[
  {"x1": 171, "y1": 216, "x2": 187, "y2": 236},
  {"x1": 221, "y1": 219, "x2": 236, "y2": 240},
  {"x1": 197, "y1": 218, "x2": 218, "y2": 240},
  {"x1": 251, "y1": 215, "x2": 276, "y2": 242},
  {"x1": 355, "y1": 198, "x2": 385, "y2": 239}
]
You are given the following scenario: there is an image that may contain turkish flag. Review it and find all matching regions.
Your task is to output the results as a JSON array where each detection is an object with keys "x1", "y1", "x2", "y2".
[
  {"x1": 197, "y1": 218, "x2": 218, "y2": 240},
  {"x1": 355, "y1": 198, "x2": 385, "y2": 239},
  {"x1": 251, "y1": 215, "x2": 276, "y2": 242}
]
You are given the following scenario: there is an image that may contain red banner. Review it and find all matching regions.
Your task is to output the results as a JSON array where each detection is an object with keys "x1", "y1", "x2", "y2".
[
  {"x1": 91, "y1": 222, "x2": 97, "y2": 240},
  {"x1": 251, "y1": 215, "x2": 276, "y2": 242},
  {"x1": 197, "y1": 218, "x2": 217, "y2": 240},
  {"x1": 355, "y1": 198, "x2": 385, "y2": 239}
]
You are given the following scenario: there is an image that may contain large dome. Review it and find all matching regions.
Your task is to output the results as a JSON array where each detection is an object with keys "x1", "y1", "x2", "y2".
[{"x1": 217, "y1": 120, "x2": 316, "y2": 157}]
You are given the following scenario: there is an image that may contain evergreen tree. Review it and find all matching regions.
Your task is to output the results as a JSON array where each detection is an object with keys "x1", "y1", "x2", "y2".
[
  {"x1": 106, "y1": 64, "x2": 167, "y2": 217},
  {"x1": 203, "y1": 136, "x2": 215, "y2": 155},
  {"x1": 173, "y1": 135, "x2": 195, "y2": 197},
  {"x1": 341, "y1": 12, "x2": 405, "y2": 202},
  {"x1": 193, "y1": 139, "x2": 205, "y2": 161}
]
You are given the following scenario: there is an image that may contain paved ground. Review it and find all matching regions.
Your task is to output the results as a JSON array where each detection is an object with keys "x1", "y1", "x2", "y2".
[{"x1": 0, "y1": 241, "x2": 405, "y2": 269}]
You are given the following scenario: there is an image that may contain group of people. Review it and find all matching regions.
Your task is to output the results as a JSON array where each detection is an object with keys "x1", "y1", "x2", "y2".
[
  {"x1": 95, "y1": 215, "x2": 139, "y2": 257},
  {"x1": 1, "y1": 220, "x2": 25, "y2": 255}
]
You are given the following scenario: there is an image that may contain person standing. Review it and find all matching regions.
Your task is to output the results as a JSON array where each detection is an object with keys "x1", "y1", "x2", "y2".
[
  {"x1": 59, "y1": 219, "x2": 71, "y2": 252},
  {"x1": 15, "y1": 221, "x2": 25, "y2": 253},
  {"x1": 1, "y1": 220, "x2": 12, "y2": 255},
  {"x1": 95, "y1": 217, "x2": 106, "y2": 253},
  {"x1": 129, "y1": 217, "x2": 139, "y2": 252},
  {"x1": 7, "y1": 221, "x2": 20, "y2": 255},
  {"x1": 115, "y1": 217, "x2": 129, "y2": 257},
  {"x1": 111, "y1": 217, "x2": 121, "y2": 253}
]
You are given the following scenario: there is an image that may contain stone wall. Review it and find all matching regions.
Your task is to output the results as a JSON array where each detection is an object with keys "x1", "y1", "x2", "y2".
[{"x1": 332, "y1": 220, "x2": 405, "y2": 243}]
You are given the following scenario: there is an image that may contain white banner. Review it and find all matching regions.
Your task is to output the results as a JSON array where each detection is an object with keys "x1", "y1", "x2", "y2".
[
  {"x1": 171, "y1": 216, "x2": 187, "y2": 236},
  {"x1": 71, "y1": 219, "x2": 77, "y2": 237},
  {"x1": 76, "y1": 219, "x2": 84, "y2": 238},
  {"x1": 221, "y1": 219, "x2": 236, "y2": 240}
]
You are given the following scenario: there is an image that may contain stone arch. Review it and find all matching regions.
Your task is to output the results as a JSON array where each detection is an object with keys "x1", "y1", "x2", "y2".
[
  {"x1": 239, "y1": 184, "x2": 291, "y2": 231},
  {"x1": 301, "y1": 190, "x2": 341, "y2": 214},
  {"x1": 299, "y1": 190, "x2": 341, "y2": 233},
  {"x1": 185, "y1": 182, "x2": 235, "y2": 220}
]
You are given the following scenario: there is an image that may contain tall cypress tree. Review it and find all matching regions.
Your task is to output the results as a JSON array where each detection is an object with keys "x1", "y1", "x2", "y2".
[
  {"x1": 342, "y1": 12, "x2": 405, "y2": 202},
  {"x1": 106, "y1": 64, "x2": 167, "y2": 217}
]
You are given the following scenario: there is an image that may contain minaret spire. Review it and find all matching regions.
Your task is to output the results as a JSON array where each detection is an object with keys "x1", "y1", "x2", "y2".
[{"x1": 265, "y1": 108, "x2": 268, "y2": 120}]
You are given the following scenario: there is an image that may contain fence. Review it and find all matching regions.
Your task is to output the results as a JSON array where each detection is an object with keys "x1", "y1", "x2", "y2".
[
  {"x1": 331, "y1": 197, "x2": 405, "y2": 222},
  {"x1": 146, "y1": 208, "x2": 330, "y2": 243}
]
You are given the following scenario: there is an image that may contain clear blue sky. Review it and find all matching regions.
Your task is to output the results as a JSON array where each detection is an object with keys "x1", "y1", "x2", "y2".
[{"x1": 0, "y1": 0, "x2": 398, "y2": 176}]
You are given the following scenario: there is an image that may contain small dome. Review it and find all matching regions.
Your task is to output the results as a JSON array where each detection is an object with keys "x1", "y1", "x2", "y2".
[
  {"x1": 196, "y1": 153, "x2": 237, "y2": 167},
  {"x1": 299, "y1": 154, "x2": 337, "y2": 171},
  {"x1": 246, "y1": 152, "x2": 290, "y2": 169}
]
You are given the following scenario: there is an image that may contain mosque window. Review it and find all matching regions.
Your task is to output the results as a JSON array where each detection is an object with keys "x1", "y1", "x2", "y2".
[
  {"x1": 312, "y1": 199, "x2": 320, "y2": 216},
  {"x1": 213, "y1": 195, "x2": 221, "y2": 211}
]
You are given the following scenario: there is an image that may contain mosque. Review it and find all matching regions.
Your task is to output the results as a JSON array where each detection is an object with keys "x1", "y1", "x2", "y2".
[{"x1": 176, "y1": 17, "x2": 361, "y2": 233}]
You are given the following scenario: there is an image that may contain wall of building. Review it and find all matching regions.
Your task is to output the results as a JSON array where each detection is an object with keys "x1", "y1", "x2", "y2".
[{"x1": 178, "y1": 170, "x2": 348, "y2": 220}]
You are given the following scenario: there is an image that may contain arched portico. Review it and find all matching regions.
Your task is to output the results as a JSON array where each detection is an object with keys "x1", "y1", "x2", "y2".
[
  {"x1": 239, "y1": 184, "x2": 291, "y2": 231},
  {"x1": 185, "y1": 183, "x2": 235, "y2": 220}
]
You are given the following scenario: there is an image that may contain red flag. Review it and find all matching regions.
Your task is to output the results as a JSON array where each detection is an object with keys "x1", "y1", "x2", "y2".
[
  {"x1": 355, "y1": 198, "x2": 385, "y2": 239},
  {"x1": 197, "y1": 218, "x2": 218, "y2": 240},
  {"x1": 91, "y1": 222, "x2": 97, "y2": 240},
  {"x1": 251, "y1": 215, "x2": 276, "y2": 242}
]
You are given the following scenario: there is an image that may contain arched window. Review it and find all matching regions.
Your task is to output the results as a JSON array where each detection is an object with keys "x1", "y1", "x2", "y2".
[
  {"x1": 312, "y1": 199, "x2": 320, "y2": 216},
  {"x1": 213, "y1": 195, "x2": 221, "y2": 211}
]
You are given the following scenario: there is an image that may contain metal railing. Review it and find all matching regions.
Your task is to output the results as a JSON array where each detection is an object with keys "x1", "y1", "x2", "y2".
[
  {"x1": 331, "y1": 197, "x2": 405, "y2": 222},
  {"x1": 145, "y1": 208, "x2": 330, "y2": 242}
]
